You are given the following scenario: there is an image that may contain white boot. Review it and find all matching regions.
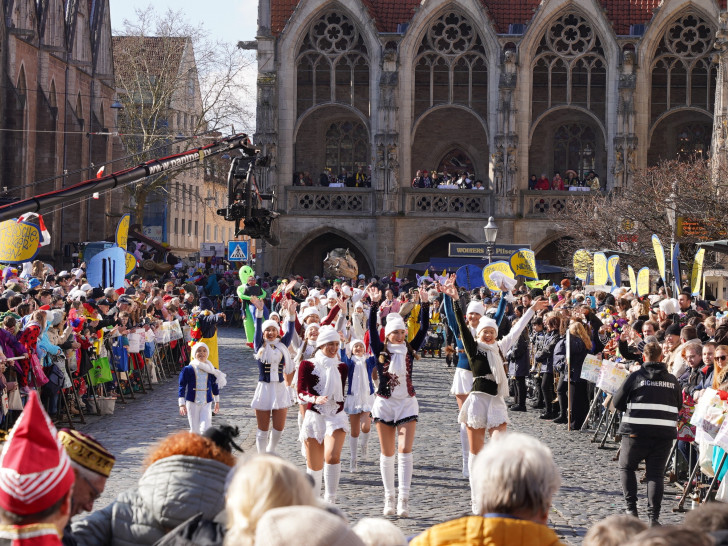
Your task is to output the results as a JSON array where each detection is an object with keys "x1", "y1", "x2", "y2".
[
  {"x1": 349, "y1": 436, "x2": 359, "y2": 472},
  {"x1": 460, "y1": 424, "x2": 470, "y2": 478},
  {"x1": 267, "y1": 429, "x2": 283, "y2": 454},
  {"x1": 306, "y1": 467, "x2": 323, "y2": 498},
  {"x1": 323, "y1": 463, "x2": 341, "y2": 504},
  {"x1": 298, "y1": 411, "x2": 306, "y2": 458},
  {"x1": 397, "y1": 452, "x2": 413, "y2": 517},
  {"x1": 255, "y1": 429, "x2": 269, "y2": 454},
  {"x1": 360, "y1": 431, "x2": 370, "y2": 460},
  {"x1": 380, "y1": 454, "x2": 396, "y2": 516},
  {"x1": 468, "y1": 452, "x2": 478, "y2": 515}
]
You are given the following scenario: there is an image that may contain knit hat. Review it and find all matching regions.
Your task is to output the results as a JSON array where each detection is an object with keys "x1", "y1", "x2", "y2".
[
  {"x1": 316, "y1": 325, "x2": 340, "y2": 348},
  {"x1": 659, "y1": 298, "x2": 679, "y2": 316},
  {"x1": 349, "y1": 339, "x2": 365, "y2": 352},
  {"x1": 385, "y1": 314, "x2": 407, "y2": 336},
  {"x1": 476, "y1": 316, "x2": 498, "y2": 336},
  {"x1": 665, "y1": 323, "x2": 681, "y2": 337},
  {"x1": 58, "y1": 429, "x2": 115, "y2": 478},
  {"x1": 254, "y1": 505, "x2": 365, "y2": 546},
  {"x1": 300, "y1": 307, "x2": 320, "y2": 322},
  {"x1": 0, "y1": 392, "x2": 75, "y2": 515},
  {"x1": 466, "y1": 301, "x2": 485, "y2": 316},
  {"x1": 261, "y1": 319, "x2": 280, "y2": 334},
  {"x1": 326, "y1": 290, "x2": 337, "y2": 300}
]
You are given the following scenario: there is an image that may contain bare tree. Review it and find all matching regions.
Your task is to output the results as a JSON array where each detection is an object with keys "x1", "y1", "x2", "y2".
[
  {"x1": 553, "y1": 157, "x2": 728, "y2": 281},
  {"x1": 113, "y1": 6, "x2": 254, "y2": 225}
]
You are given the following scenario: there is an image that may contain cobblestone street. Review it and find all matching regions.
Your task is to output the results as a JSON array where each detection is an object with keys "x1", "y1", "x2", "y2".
[{"x1": 78, "y1": 327, "x2": 689, "y2": 543}]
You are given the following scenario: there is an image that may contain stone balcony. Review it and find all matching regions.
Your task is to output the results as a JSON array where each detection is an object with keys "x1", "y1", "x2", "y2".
[
  {"x1": 284, "y1": 186, "x2": 374, "y2": 215},
  {"x1": 401, "y1": 188, "x2": 493, "y2": 218},
  {"x1": 520, "y1": 189, "x2": 596, "y2": 218}
]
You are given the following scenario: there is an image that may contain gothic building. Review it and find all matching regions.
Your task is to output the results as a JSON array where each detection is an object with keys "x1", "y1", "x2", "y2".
[
  {"x1": 253, "y1": 0, "x2": 723, "y2": 278},
  {"x1": 1, "y1": 0, "x2": 123, "y2": 266}
]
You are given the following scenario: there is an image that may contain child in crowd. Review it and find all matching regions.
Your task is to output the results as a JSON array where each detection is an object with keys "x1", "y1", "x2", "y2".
[{"x1": 178, "y1": 341, "x2": 227, "y2": 434}]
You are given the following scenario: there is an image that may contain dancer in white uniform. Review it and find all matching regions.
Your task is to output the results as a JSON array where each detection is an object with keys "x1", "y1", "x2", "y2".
[
  {"x1": 340, "y1": 339, "x2": 376, "y2": 471},
  {"x1": 178, "y1": 342, "x2": 227, "y2": 434}
]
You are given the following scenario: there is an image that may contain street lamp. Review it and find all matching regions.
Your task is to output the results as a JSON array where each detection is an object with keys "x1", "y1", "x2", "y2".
[
  {"x1": 665, "y1": 189, "x2": 677, "y2": 294},
  {"x1": 483, "y1": 216, "x2": 498, "y2": 264}
]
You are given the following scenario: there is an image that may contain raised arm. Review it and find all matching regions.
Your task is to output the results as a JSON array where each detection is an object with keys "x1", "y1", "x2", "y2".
[
  {"x1": 410, "y1": 287, "x2": 431, "y2": 350},
  {"x1": 442, "y1": 281, "x2": 478, "y2": 360},
  {"x1": 252, "y1": 297, "x2": 265, "y2": 351},
  {"x1": 367, "y1": 286, "x2": 383, "y2": 355},
  {"x1": 493, "y1": 293, "x2": 507, "y2": 326},
  {"x1": 280, "y1": 299, "x2": 297, "y2": 346},
  {"x1": 498, "y1": 298, "x2": 548, "y2": 355},
  {"x1": 442, "y1": 293, "x2": 461, "y2": 338}
]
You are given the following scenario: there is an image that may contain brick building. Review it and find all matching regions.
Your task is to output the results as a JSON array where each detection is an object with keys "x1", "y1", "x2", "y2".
[
  {"x1": 252, "y1": 0, "x2": 725, "y2": 278},
  {"x1": 1, "y1": 0, "x2": 123, "y2": 267}
]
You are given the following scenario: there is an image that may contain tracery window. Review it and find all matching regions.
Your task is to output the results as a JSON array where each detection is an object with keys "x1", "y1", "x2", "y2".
[
  {"x1": 650, "y1": 14, "x2": 716, "y2": 124},
  {"x1": 553, "y1": 123, "x2": 596, "y2": 180},
  {"x1": 296, "y1": 11, "x2": 369, "y2": 118},
  {"x1": 414, "y1": 11, "x2": 488, "y2": 120},
  {"x1": 532, "y1": 14, "x2": 606, "y2": 122},
  {"x1": 324, "y1": 120, "x2": 368, "y2": 175},
  {"x1": 676, "y1": 122, "x2": 711, "y2": 160}
]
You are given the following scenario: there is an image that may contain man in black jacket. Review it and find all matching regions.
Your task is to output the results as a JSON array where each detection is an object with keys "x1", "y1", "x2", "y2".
[{"x1": 613, "y1": 342, "x2": 682, "y2": 526}]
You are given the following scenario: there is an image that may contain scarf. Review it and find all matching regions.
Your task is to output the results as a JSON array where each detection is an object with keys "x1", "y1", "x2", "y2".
[
  {"x1": 350, "y1": 354, "x2": 370, "y2": 398},
  {"x1": 256, "y1": 340, "x2": 293, "y2": 378},
  {"x1": 313, "y1": 351, "x2": 344, "y2": 403},
  {"x1": 191, "y1": 358, "x2": 227, "y2": 389},
  {"x1": 476, "y1": 341, "x2": 509, "y2": 398},
  {"x1": 387, "y1": 342, "x2": 408, "y2": 379}
]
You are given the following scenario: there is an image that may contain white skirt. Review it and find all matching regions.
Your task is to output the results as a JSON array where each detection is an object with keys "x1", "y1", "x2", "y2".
[
  {"x1": 450, "y1": 368, "x2": 473, "y2": 395},
  {"x1": 371, "y1": 395, "x2": 418, "y2": 427},
  {"x1": 299, "y1": 410, "x2": 350, "y2": 443},
  {"x1": 250, "y1": 381, "x2": 291, "y2": 411},
  {"x1": 344, "y1": 392, "x2": 375, "y2": 415},
  {"x1": 458, "y1": 391, "x2": 509, "y2": 430}
]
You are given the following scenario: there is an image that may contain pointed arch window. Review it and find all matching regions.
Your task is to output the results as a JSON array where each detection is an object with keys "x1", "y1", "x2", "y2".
[
  {"x1": 324, "y1": 120, "x2": 368, "y2": 176},
  {"x1": 296, "y1": 11, "x2": 370, "y2": 118},
  {"x1": 413, "y1": 11, "x2": 488, "y2": 120},
  {"x1": 532, "y1": 13, "x2": 606, "y2": 122},
  {"x1": 650, "y1": 14, "x2": 716, "y2": 124},
  {"x1": 553, "y1": 123, "x2": 596, "y2": 180}
]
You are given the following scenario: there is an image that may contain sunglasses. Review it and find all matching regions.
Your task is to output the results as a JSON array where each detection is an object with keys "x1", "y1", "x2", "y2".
[{"x1": 716, "y1": 355, "x2": 728, "y2": 361}]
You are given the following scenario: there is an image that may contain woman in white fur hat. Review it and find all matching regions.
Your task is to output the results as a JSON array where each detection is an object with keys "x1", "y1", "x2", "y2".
[
  {"x1": 250, "y1": 297, "x2": 298, "y2": 454},
  {"x1": 366, "y1": 285, "x2": 430, "y2": 518},
  {"x1": 441, "y1": 275, "x2": 547, "y2": 513},
  {"x1": 340, "y1": 338, "x2": 377, "y2": 472},
  {"x1": 297, "y1": 325, "x2": 349, "y2": 504}
]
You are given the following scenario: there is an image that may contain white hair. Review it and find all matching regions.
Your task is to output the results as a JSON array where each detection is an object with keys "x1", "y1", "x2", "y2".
[
  {"x1": 472, "y1": 432, "x2": 561, "y2": 518},
  {"x1": 352, "y1": 518, "x2": 406, "y2": 546}
]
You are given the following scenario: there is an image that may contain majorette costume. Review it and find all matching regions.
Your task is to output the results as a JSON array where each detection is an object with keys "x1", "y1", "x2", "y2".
[
  {"x1": 189, "y1": 297, "x2": 225, "y2": 369},
  {"x1": 340, "y1": 340, "x2": 376, "y2": 470},
  {"x1": 0, "y1": 392, "x2": 75, "y2": 546},
  {"x1": 252, "y1": 312, "x2": 295, "y2": 454},
  {"x1": 368, "y1": 301, "x2": 429, "y2": 516},
  {"x1": 452, "y1": 295, "x2": 536, "y2": 512},
  {"x1": 178, "y1": 342, "x2": 227, "y2": 434},
  {"x1": 297, "y1": 326, "x2": 348, "y2": 503}
]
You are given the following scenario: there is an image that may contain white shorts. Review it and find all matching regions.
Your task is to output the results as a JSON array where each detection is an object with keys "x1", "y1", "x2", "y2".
[
  {"x1": 299, "y1": 410, "x2": 350, "y2": 443},
  {"x1": 450, "y1": 367, "x2": 473, "y2": 395},
  {"x1": 458, "y1": 391, "x2": 509, "y2": 430},
  {"x1": 344, "y1": 392, "x2": 375, "y2": 415},
  {"x1": 371, "y1": 396, "x2": 418, "y2": 427},
  {"x1": 250, "y1": 381, "x2": 291, "y2": 411}
]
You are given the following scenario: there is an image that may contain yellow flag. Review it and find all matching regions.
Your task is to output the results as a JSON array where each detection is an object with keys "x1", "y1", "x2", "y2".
[
  {"x1": 125, "y1": 252, "x2": 137, "y2": 275},
  {"x1": 0, "y1": 219, "x2": 41, "y2": 263},
  {"x1": 628, "y1": 265, "x2": 637, "y2": 293},
  {"x1": 116, "y1": 213, "x2": 130, "y2": 250},
  {"x1": 691, "y1": 248, "x2": 706, "y2": 296},
  {"x1": 593, "y1": 252, "x2": 608, "y2": 285},
  {"x1": 637, "y1": 267, "x2": 650, "y2": 297},
  {"x1": 607, "y1": 255, "x2": 620, "y2": 287},
  {"x1": 573, "y1": 250, "x2": 591, "y2": 281},
  {"x1": 510, "y1": 249, "x2": 538, "y2": 279},
  {"x1": 482, "y1": 261, "x2": 515, "y2": 292},
  {"x1": 651, "y1": 234, "x2": 666, "y2": 282}
]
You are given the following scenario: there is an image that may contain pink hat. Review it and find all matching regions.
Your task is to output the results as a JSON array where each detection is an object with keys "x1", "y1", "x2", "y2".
[{"x1": 0, "y1": 392, "x2": 75, "y2": 515}]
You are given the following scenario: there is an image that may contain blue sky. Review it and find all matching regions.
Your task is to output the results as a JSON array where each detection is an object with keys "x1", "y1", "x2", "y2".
[{"x1": 109, "y1": 0, "x2": 259, "y2": 42}]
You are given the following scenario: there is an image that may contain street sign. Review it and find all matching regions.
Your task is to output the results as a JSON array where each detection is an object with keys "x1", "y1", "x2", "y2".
[
  {"x1": 200, "y1": 242, "x2": 225, "y2": 258},
  {"x1": 448, "y1": 243, "x2": 529, "y2": 260},
  {"x1": 228, "y1": 241, "x2": 248, "y2": 262}
]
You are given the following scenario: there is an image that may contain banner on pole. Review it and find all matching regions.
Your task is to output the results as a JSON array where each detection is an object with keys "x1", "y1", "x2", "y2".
[
  {"x1": 652, "y1": 234, "x2": 666, "y2": 282},
  {"x1": 510, "y1": 249, "x2": 538, "y2": 279},
  {"x1": 593, "y1": 252, "x2": 608, "y2": 286},
  {"x1": 691, "y1": 248, "x2": 706, "y2": 296},
  {"x1": 115, "y1": 213, "x2": 130, "y2": 250},
  {"x1": 672, "y1": 243, "x2": 681, "y2": 294},
  {"x1": 573, "y1": 249, "x2": 591, "y2": 281},
  {"x1": 637, "y1": 267, "x2": 650, "y2": 297},
  {"x1": 0, "y1": 219, "x2": 41, "y2": 263},
  {"x1": 482, "y1": 261, "x2": 514, "y2": 292},
  {"x1": 607, "y1": 255, "x2": 620, "y2": 288},
  {"x1": 628, "y1": 265, "x2": 637, "y2": 294}
]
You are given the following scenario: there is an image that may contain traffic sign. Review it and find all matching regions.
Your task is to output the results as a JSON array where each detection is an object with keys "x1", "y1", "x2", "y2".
[{"x1": 228, "y1": 241, "x2": 248, "y2": 262}]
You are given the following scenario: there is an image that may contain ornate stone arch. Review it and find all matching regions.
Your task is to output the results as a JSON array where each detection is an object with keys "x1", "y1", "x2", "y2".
[
  {"x1": 404, "y1": 228, "x2": 475, "y2": 265},
  {"x1": 283, "y1": 226, "x2": 375, "y2": 277},
  {"x1": 528, "y1": 105, "x2": 606, "y2": 147}
]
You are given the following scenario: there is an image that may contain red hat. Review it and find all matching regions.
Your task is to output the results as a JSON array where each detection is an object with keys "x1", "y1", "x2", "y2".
[
  {"x1": 162, "y1": 295, "x2": 172, "y2": 302},
  {"x1": 39, "y1": 305, "x2": 50, "y2": 311},
  {"x1": 114, "y1": 287, "x2": 125, "y2": 296},
  {"x1": 0, "y1": 392, "x2": 75, "y2": 515}
]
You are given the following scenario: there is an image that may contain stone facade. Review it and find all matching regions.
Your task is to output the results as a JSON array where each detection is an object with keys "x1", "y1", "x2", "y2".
[
  {"x1": 1, "y1": 0, "x2": 122, "y2": 267},
  {"x1": 254, "y1": 0, "x2": 723, "y2": 278}
]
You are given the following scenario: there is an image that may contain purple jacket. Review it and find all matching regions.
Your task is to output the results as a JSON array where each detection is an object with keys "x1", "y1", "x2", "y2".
[{"x1": 0, "y1": 328, "x2": 26, "y2": 359}]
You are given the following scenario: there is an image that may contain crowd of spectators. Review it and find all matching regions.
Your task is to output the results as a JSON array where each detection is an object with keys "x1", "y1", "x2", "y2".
[
  {"x1": 294, "y1": 167, "x2": 371, "y2": 188},
  {"x1": 411, "y1": 169, "x2": 486, "y2": 189},
  {"x1": 528, "y1": 170, "x2": 603, "y2": 191}
]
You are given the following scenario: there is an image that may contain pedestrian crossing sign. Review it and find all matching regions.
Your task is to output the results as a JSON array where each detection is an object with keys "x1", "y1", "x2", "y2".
[{"x1": 228, "y1": 241, "x2": 248, "y2": 262}]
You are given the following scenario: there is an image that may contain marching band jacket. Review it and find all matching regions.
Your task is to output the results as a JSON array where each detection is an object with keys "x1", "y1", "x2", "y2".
[
  {"x1": 368, "y1": 301, "x2": 429, "y2": 399},
  {"x1": 178, "y1": 364, "x2": 220, "y2": 405},
  {"x1": 254, "y1": 315, "x2": 295, "y2": 383},
  {"x1": 297, "y1": 359, "x2": 348, "y2": 414}
]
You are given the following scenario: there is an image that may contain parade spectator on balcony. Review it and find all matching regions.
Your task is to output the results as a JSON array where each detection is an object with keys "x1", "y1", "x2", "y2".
[
  {"x1": 565, "y1": 170, "x2": 580, "y2": 188},
  {"x1": 430, "y1": 171, "x2": 440, "y2": 187},
  {"x1": 586, "y1": 171, "x2": 601, "y2": 191},
  {"x1": 339, "y1": 168, "x2": 355, "y2": 187},
  {"x1": 551, "y1": 172, "x2": 564, "y2": 191},
  {"x1": 319, "y1": 170, "x2": 331, "y2": 187},
  {"x1": 456, "y1": 172, "x2": 472, "y2": 189},
  {"x1": 473, "y1": 180, "x2": 485, "y2": 190},
  {"x1": 440, "y1": 168, "x2": 452, "y2": 183},
  {"x1": 354, "y1": 166, "x2": 370, "y2": 188},
  {"x1": 534, "y1": 174, "x2": 551, "y2": 191},
  {"x1": 528, "y1": 174, "x2": 538, "y2": 190}
]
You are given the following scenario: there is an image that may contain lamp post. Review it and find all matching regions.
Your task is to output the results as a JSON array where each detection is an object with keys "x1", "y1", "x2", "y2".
[
  {"x1": 665, "y1": 189, "x2": 677, "y2": 295},
  {"x1": 483, "y1": 216, "x2": 498, "y2": 264}
]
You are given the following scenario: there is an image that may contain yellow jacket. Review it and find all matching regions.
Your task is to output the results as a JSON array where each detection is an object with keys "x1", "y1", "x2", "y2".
[
  {"x1": 407, "y1": 303, "x2": 421, "y2": 342},
  {"x1": 410, "y1": 515, "x2": 565, "y2": 546}
]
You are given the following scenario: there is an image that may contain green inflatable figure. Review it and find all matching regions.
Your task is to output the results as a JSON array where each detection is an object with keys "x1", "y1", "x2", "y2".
[{"x1": 237, "y1": 265, "x2": 267, "y2": 346}]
